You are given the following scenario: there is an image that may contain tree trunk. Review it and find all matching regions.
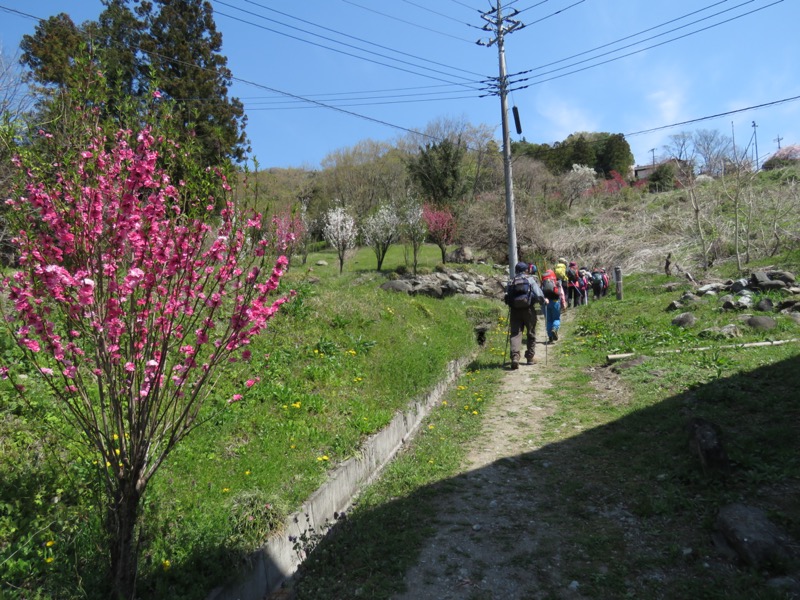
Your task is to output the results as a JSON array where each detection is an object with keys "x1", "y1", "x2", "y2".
[{"x1": 109, "y1": 479, "x2": 142, "y2": 600}]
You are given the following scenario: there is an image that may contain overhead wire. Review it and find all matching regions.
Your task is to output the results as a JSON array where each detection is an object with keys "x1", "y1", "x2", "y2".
[
  {"x1": 624, "y1": 95, "x2": 800, "y2": 138},
  {"x1": 223, "y1": 0, "x2": 486, "y2": 78},
  {"x1": 339, "y1": 0, "x2": 481, "y2": 40},
  {"x1": 503, "y1": 0, "x2": 784, "y2": 92},
  {"x1": 510, "y1": 0, "x2": 734, "y2": 77},
  {"x1": 212, "y1": 5, "x2": 486, "y2": 89},
  {"x1": 0, "y1": 3, "x2": 452, "y2": 144}
]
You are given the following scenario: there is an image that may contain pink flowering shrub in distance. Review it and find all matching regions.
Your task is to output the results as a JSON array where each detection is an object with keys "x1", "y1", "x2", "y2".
[
  {"x1": 422, "y1": 203, "x2": 456, "y2": 263},
  {"x1": 0, "y1": 126, "x2": 292, "y2": 597}
]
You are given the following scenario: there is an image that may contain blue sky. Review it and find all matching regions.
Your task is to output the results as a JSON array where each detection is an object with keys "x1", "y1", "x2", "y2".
[{"x1": 1, "y1": 0, "x2": 798, "y2": 171}]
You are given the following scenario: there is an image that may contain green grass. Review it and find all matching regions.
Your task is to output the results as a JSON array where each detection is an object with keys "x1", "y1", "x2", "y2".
[
  {"x1": 3, "y1": 244, "x2": 799, "y2": 598},
  {"x1": 289, "y1": 250, "x2": 800, "y2": 600},
  {"x1": 0, "y1": 243, "x2": 500, "y2": 599}
]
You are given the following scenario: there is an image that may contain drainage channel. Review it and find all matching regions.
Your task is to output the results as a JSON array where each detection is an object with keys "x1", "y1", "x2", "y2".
[{"x1": 207, "y1": 353, "x2": 476, "y2": 600}]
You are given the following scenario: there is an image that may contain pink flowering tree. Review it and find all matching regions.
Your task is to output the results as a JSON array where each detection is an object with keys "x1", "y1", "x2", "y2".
[
  {"x1": 323, "y1": 205, "x2": 358, "y2": 273},
  {"x1": 264, "y1": 207, "x2": 307, "y2": 269},
  {"x1": 422, "y1": 203, "x2": 456, "y2": 263},
  {"x1": 0, "y1": 127, "x2": 291, "y2": 599}
]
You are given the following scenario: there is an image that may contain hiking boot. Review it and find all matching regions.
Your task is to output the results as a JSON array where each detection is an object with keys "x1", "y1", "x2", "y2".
[
  {"x1": 553, "y1": 330, "x2": 559, "y2": 341},
  {"x1": 526, "y1": 356, "x2": 536, "y2": 365},
  {"x1": 510, "y1": 360, "x2": 519, "y2": 370}
]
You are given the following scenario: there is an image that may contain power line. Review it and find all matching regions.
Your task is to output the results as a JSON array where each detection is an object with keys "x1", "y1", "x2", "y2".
[
  {"x1": 399, "y1": 0, "x2": 478, "y2": 25},
  {"x1": 340, "y1": 0, "x2": 478, "y2": 42},
  {"x1": 510, "y1": 0, "x2": 734, "y2": 77},
  {"x1": 624, "y1": 95, "x2": 800, "y2": 138},
  {"x1": 519, "y1": 0, "x2": 586, "y2": 26},
  {"x1": 219, "y1": 0, "x2": 486, "y2": 78},
  {"x1": 0, "y1": 3, "x2": 447, "y2": 145},
  {"x1": 506, "y1": 0, "x2": 784, "y2": 92},
  {"x1": 212, "y1": 6, "x2": 486, "y2": 88}
]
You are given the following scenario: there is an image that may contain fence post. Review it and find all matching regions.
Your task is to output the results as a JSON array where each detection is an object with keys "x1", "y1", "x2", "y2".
[{"x1": 614, "y1": 266, "x2": 623, "y2": 300}]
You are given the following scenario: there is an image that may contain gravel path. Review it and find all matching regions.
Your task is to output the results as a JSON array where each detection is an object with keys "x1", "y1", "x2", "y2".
[{"x1": 393, "y1": 315, "x2": 584, "y2": 600}]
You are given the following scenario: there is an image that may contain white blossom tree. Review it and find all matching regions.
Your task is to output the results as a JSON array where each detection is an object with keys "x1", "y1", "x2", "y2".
[
  {"x1": 323, "y1": 205, "x2": 358, "y2": 273},
  {"x1": 401, "y1": 198, "x2": 427, "y2": 275},
  {"x1": 562, "y1": 164, "x2": 597, "y2": 209},
  {"x1": 362, "y1": 204, "x2": 400, "y2": 270}
]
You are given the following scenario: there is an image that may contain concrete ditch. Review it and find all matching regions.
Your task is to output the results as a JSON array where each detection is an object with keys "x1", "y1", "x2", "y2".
[{"x1": 206, "y1": 353, "x2": 476, "y2": 600}]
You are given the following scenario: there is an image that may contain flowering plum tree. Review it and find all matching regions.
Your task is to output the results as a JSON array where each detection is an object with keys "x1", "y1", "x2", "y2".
[
  {"x1": 0, "y1": 127, "x2": 291, "y2": 599},
  {"x1": 323, "y1": 205, "x2": 357, "y2": 273},
  {"x1": 400, "y1": 198, "x2": 426, "y2": 275},
  {"x1": 265, "y1": 207, "x2": 307, "y2": 269},
  {"x1": 362, "y1": 204, "x2": 400, "y2": 270},
  {"x1": 422, "y1": 203, "x2": 456, "y2": 263},
  {"x1": 562, "y1": 164, "x2": 597, "y2": 209}
]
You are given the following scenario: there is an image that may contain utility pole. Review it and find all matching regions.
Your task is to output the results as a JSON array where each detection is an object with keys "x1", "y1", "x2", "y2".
[
  {"x1": 752, "y1": 121, "x2": 759, "y2": 170},
  {"x1": 649, "y1": 148, "x2": 656, "y2": 166},
  {"x1": 478, "y1": 1, "x2": 522, "y2": 279},
  {"x1": 774, "y1": 135, "x2": 783, "y2": 150}
]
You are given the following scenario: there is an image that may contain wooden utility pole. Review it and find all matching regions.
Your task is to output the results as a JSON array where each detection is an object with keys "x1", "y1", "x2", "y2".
[{"x1": 478, "y1": 2, "x2": 522, "y2": 279}]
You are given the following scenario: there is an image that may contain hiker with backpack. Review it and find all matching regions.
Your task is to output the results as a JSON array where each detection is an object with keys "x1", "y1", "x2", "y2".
[
  {"x1": 566, "y1": 261, "x2": 581, "y2": 308},
  {"x1": 591, "y1": 267, "x2": 605, "y2": 300},
  {"x1": 504, "y1": 261, "x2": 548, "y2": 370},
  {"x1": 541, "y1": 269, "x2": 562, "y2": 343}
]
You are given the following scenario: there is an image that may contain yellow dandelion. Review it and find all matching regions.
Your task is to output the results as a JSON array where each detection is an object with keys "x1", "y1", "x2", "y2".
[
  {"x1": 313, "y1": 349, "x2": 319, "y2": 354},
  {"x1": 162, "y1": 559, "x2": 171, "y2": 571},
  {"x1": 428, "y1": 424, "x2": 435, "y2": 430},
  {"x1": 290, "y1": 444, "x2": 296, "y2": 449},
  {"x1": 113, "y1": 433, "x2": 119, "y2": 441},
  {"x1": 316, "y1": 455, "x2": 329, "y2": 462},
  {"x1": 428, "y1": 459, "x2": 435, "y2": 464},
  {"x1": 222, "y1": 487, "x2": 230, "y2": 493},
  {"x1": 115, "y1": 448, "x2": 120, "y2": 456},
  {"x1": 46, "y1": 540, "x2": 55, "y2": 547},
  {"x1": 45, "y1": 557, "x2": 54, "y2": 564},
  {"x1": 105, "y1": 461, "x2": 111, "y2": 468},
  {"x1": 291, "y1": 401, "x2": 301, "y2": 409},
  {"x1": 473, "y1": 411, "x2": 479, "y2": 415},
  {"x1": 244, "y1": 470, "x2": 251, "y2": 476}
]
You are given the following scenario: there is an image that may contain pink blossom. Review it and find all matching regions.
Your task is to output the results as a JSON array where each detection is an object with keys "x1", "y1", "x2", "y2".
[{"x1": 228, "y1": 394, "x2": 243, "y2": 404}]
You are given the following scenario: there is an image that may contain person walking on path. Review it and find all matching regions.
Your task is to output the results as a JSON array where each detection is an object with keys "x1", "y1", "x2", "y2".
[
  {"x1": 540, "y1": 268, "x2": 562, "y2": 343},
  {"x1": 504, "y1": 262, "x2": 548, "y2": 369}
]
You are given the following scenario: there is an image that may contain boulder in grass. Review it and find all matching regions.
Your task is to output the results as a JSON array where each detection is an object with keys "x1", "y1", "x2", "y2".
[
  {"x1": 766, "y1": 269, "x2": 796, "y2": 285},
  {"x1": 760, "y1": 280, "x2": 787, "y2": 291},
  {"x1": 755, "y1": 298, "x2": 774, "y2": 312},
  {"x1": 714, "y1": 504, "x2": 796, "y2": 570},
  {"x1": 745, "y1": 315, "x2": 777, "y2": 331},
  {"x1": 672, "y1": 312, "x2": 696, "y2": 328},
  {"x1": 730, "y1": 278, "x2": 750, "y2": 293},
  {"x1": 380, "y1": 280, "x2": 413, "y2": 294}
]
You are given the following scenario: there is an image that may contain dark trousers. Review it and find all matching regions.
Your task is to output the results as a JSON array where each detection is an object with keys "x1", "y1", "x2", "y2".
[{"x1": 509, "y1": 306, "x2": 537, "y2": 362}]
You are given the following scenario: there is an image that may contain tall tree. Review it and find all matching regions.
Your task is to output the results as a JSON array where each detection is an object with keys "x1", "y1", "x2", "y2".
[
  {"x1": 136, "y1": 0, "x2": 247, "y2": 164},
  {"x1": 407, "y1": 138, "x2": 468, "y2": 209},
  {"x1": 19, "y1": 13, "x2": 84, "y2": 87},
  {"x1": 596, "y1": 133, "x2": 634, "y2": 179},
  {"x1": 19, "y1": 0, "x2": 248, "y2": 166}
]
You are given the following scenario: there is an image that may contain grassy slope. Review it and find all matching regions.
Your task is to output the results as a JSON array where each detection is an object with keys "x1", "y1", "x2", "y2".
[
  {"x1": 0, "y1": 244, "x2": 499, "y2": 598},
  {"x1": 293, "y1": 249, "x2": 800, "y2": 600}
]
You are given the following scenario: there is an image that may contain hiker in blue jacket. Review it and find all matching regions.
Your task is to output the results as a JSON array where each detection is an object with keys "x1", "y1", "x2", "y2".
[{"x1": 504, "y1": 262, "x2": 548, "y2": 369}]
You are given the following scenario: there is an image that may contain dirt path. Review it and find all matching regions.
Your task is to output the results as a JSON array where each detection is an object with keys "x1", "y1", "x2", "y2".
[{"x1": 392, "y1": 315, "x2": 582, "y2": 600}]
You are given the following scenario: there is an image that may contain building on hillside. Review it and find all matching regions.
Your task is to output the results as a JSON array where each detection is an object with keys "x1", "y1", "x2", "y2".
[
  {"x1": 762, "y1": 144, "x2": 800, "y2": 170},
  {"x1": 633, "y1": 158, "x2": 691, "y2": 181}
]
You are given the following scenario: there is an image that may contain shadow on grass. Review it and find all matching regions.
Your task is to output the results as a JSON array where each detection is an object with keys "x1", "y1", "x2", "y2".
[{"x1": 290, "y1": 353, "x2": 800, "y2": 600}]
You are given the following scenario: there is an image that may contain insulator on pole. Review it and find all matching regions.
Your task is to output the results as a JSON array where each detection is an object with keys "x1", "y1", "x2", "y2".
[{"x1": 512, "y1": 105, "x2": 522, "y2": 135}]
